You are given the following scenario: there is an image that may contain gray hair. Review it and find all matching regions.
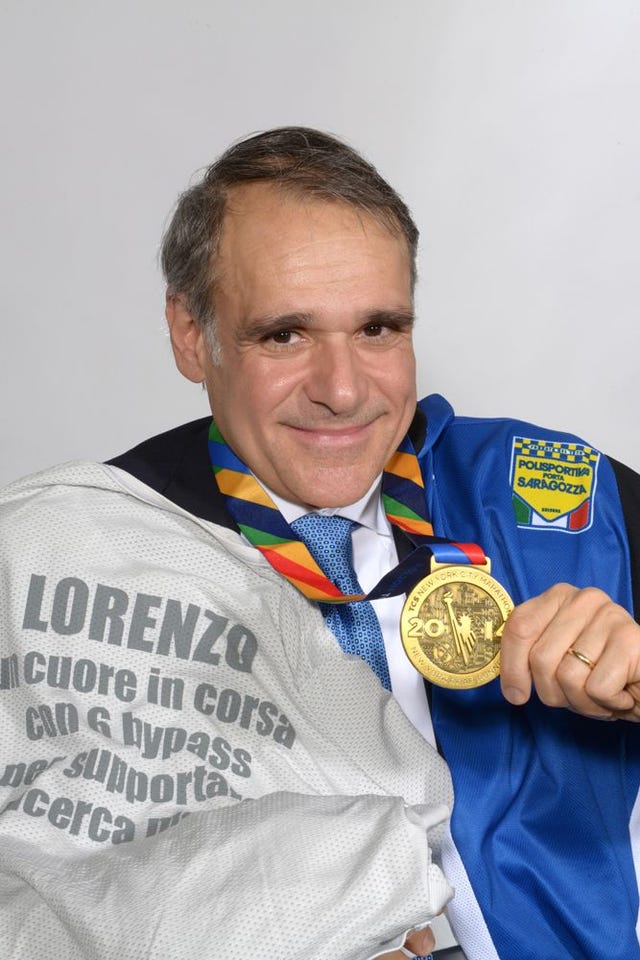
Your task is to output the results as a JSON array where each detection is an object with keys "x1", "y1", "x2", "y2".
[{"x1": 161, "y1": 127, "x2": 419, "y2": 361}]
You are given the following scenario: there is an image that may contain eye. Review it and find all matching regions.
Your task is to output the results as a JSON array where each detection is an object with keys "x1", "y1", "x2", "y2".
[
  {"x1": 359, "y1": 315, "x2": 414, "y2": 342},
  {"x1": 262, "y1": 327, "x2": 305, "y2": 350},
  {"x1": 271, "y1": 329, "x2": 297, "y2": 344},
  {"x1": 362, "y1": 323, "x2": 387, "y2": 337}
]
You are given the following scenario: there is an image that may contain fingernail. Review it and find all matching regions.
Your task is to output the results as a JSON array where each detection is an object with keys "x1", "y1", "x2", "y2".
[{"x1": 502, "y1": 686, "x2": 527, "y2": 705}]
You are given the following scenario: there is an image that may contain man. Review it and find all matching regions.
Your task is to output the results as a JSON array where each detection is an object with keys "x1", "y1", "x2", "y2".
[{"x1": 1, "y1": 128, "x2": 639, "y2": 960}]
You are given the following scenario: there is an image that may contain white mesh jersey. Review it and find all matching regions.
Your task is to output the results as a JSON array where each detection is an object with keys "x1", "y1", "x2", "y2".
[{"x1": 0, "y1": 462, "x2": 453, "y2": 960}]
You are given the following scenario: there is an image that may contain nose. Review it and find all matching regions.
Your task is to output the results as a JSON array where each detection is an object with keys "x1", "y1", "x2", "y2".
[{"x1": 304, "y1": 336, "x2": 368, "y2": 415}]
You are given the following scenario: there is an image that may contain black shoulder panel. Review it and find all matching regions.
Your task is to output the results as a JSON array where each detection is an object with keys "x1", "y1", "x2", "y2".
[
  {"x1": 107, "y1": 418, "x2": 238, "y2": 532},
  {"x1": 608, "y1": 456, "x2": 640, "y2": 622}
]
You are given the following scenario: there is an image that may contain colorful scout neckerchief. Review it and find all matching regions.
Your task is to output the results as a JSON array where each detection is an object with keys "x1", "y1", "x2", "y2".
[
  {"x1": 207, "y1": 419, "x2": 485, "y2": 602},
  {"x1": 208, "y1": 419, "x2": 515, "y2": 690}
]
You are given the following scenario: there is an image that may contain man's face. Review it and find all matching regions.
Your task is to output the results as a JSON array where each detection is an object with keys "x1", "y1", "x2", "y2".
[{"x1": 195, "y1": 183, "x2": 417, "y2": 509}]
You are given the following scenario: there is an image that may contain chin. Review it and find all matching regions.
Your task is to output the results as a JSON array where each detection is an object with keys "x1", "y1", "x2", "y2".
[{"x1": 293, "y1": 471, "x2": 376, "y2": 510}]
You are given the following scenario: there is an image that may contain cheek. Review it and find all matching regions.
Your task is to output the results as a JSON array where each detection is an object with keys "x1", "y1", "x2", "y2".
[
  {"x1": 379, "y1": 357, "x2": 417, "y2": 437},
  {"x1": 376, "y1": 353, "x2": 416, "y2": 400},
  {"x1": 218, "y1": 366, "x2": 298, "y2": 436},
  {"x1": 202, "y1": 364, "x2": 245, "y2": 435},
  {"x1": 398, "y1": 354, "x2": 417, "y2": 402},
  {"x1": 244, "y1": 359, "x2": 305, "y2": 411}
]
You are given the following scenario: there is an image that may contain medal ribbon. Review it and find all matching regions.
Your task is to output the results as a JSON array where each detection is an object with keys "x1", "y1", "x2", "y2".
[{"x1": 208, "y1": 420, "x2": 486, "y2": 603}]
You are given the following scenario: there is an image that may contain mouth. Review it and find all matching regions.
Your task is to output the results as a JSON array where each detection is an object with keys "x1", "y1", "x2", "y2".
[{"x1": 285, "y1": 419, "x2": 381, "y2": 448}]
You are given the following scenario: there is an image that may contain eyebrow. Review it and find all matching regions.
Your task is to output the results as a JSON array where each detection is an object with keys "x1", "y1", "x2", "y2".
[
  {"x1": 240, "y1": 313, "x2": 314, "y2": 340},
  {"x1": 365, "y1": 309, "x2": 415, "y2": 328},
  {"x1": 240, "y1": 309, "x2": 415, "y2": 341}
]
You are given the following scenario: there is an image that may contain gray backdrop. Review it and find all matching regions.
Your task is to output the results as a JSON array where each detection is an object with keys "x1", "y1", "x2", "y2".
[{"x1": 2, "y1": 0, "x2": 639, "y2": 487}]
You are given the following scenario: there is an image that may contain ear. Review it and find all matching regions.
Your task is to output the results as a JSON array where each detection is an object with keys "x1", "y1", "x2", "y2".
[{"x1": 166, "y1": 294, "x2": 208, "y2": 383}]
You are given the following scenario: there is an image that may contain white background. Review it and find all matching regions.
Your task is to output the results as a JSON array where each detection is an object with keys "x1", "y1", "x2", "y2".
[{"x1": 2, "y1": 0, "x2": 640, "y2": 487}]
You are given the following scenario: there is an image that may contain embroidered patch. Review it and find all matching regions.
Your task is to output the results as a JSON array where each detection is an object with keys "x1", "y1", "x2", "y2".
[{"x1": 510, "y1": 436, "x2": 600, "y2": 532}]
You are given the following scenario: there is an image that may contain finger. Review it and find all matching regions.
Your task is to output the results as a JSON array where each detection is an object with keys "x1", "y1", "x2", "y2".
[
  {"x1": 379, "y1": 925, "x2": 435, "y2": 960},
  {"x1": 540, "y1": 597, "x2": 640, "y2": 718},
  {"x1": 528, "y1": 587, "x2": 613, "y2": 709},
  {"x1": 611, "y1": 702, "x2": 640, "y2": 721},
  {"x1": 380, "y1": 923, "x2": 435, "y2": 959},
  {"x1": 500, "y1": 583, "x2": 581, "y2": 704},
  {"x1": 403, "y1": 925, "x2": 435, "y2": 956},
  {"x1": 613, "y1": 680, "x2": 640, "y2": 720},
  {"x1": 567, "y1": 611, "x2": 640, "y2": 716},
  {"x1": 500, "y1": 582, "x2": 640, "y2": 720}
]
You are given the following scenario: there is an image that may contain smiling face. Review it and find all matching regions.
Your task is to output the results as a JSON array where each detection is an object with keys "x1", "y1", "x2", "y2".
[{"x1": 175, "y1": 183, "x2": 417, "y2": 509}]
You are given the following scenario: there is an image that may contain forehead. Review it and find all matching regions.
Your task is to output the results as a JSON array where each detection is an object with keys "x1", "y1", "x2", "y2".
[
  {"x1": 216, "y1": 183, "x2": 409, "y2": 268},
  {"x1": 213, "y1": 183, "x2": 412, "y2": 325}
]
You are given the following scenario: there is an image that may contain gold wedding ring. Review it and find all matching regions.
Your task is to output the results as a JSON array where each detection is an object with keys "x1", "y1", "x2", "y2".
[{"x1": 567, "y1": 647, "x2": 597, "y2": 670}]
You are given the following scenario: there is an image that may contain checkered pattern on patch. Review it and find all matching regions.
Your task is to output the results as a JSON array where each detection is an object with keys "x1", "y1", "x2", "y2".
[{"x1": 514, "y1": 437, "x2": 599, "y2": 464}]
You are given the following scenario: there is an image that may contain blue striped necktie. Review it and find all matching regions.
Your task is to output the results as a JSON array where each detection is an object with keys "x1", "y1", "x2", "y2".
[{"x1": 290, "y1": 514, "x2": 391, "y2": 690}]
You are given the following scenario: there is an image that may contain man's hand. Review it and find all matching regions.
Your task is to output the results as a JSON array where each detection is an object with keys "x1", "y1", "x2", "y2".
[
  {"x1": 381, "y1": 924, "x2": 435, "y2": 958},
  {"x1": 500, "y1": 583, "x2": 640, "y2": 720}
]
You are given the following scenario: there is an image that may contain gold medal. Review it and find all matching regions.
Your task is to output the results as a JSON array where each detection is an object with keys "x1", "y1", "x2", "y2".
[{"x1": 400, "y1": 559, "x2": 514, "y2": 689}]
